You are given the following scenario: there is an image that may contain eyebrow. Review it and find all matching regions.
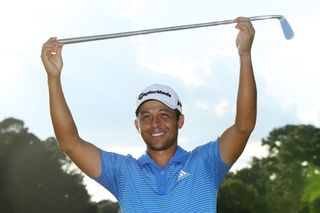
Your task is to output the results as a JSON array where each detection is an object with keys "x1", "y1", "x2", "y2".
[{"x1": 139, "y1": 107, "x2": 170, "y2": 115}]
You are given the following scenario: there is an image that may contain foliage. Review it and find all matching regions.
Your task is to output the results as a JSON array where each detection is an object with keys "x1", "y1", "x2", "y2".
[
  {"x1": 218, "y1": 178, "x2": 270, "y2": 213},
  {"x1": 219, "y1": 124, "x2": 320, "y2": 213},
  {"x1": 301, "y1": 166, "x2": 320, "y2": 213},
  {"x1": 97, "y1": 200, "x2": 120, "y2": 213},
  {"x1": 0, "y1": 118, "x2": 119, "y2": 213}
]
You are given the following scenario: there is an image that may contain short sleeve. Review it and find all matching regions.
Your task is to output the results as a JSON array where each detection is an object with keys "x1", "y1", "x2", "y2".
[
  {"x1": 92, "y1": 148, "x2": 130, "y2": 197},
  {"x1": 193, "y1": 138, "x2": 232, "y2": 188},
  {"x1": 211, "y1": 138, "x2": 232, "y2": 186}
]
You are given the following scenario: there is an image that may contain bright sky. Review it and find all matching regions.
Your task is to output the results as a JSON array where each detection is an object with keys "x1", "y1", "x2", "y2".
[{"x1": 1, "y1": 0, "x2": 319, "y2": 202}]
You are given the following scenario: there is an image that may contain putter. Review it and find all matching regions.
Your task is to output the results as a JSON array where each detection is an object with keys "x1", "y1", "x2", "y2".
[{"x1": 58, "y1": 15, "x2": 294, "y2": 45}]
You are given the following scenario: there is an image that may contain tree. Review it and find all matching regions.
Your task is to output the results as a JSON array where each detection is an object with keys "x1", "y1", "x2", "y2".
[
  {"x1": 0, "y1": 118, "x2": 97, "y2": 213},
  {"x1": 261, "y1": 125, "x2": 320, "y2": 213},
  {"x1": 218, "y1": 178, "x2": 270, "y2": 213},
  {"x1": 97, "y1": 200, "x2": 120, "y2": 213},
  {"x1": 301, "y1": 166, "x2": 320, "y2": 213},
  {"x1": 219, "y1": 124, "x2": 320, "y2": 213}
]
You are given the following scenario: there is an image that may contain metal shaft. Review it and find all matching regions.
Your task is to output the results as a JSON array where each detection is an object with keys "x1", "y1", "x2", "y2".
[{"x1": 58, "y1": 15, "x2": 291, "y2": 45}]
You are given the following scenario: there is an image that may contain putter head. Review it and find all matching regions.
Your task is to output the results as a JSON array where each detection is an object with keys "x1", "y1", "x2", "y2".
[{"x1": 279, "y1": 17, "x2": 294, "y2": 40}]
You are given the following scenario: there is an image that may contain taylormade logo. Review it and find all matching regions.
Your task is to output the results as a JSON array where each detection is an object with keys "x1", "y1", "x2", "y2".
[{"x1": 138, "y1": 90, "x2": 171, "y2": 100}]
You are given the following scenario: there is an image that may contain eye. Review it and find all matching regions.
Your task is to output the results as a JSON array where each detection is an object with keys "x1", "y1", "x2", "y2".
[
  {"x1": 160, "y1": 112, "x2": 169, "y2": 118},
  {"x1": 140, "y1": 114, "x2": 150, "y2": 121}
]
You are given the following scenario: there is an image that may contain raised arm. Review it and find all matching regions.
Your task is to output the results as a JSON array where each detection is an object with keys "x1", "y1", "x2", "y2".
[
  {"x1": 41, "y1": 37, "x2": 101, "y2": 177},
  {"x1": 219, "y1": 17, "x2": 257, "y2": 164}
]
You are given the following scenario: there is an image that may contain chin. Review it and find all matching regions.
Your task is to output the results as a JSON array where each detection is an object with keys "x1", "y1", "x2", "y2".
[{"x1": 146, "y1": 141, "x2": 176, "y2": 152}]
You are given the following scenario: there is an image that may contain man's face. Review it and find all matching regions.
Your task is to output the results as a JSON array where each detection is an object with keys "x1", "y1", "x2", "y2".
[{"x1": 135, "y1": 100, "x2": 184, "y2": 152}]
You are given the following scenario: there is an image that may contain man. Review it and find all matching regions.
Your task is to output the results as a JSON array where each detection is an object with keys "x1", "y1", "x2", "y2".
[{"x1": 41, "y1": 17, "x2": 256, "y2": 212}]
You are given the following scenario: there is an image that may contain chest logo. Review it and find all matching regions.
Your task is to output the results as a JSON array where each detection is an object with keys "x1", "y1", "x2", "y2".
[{"x1": 177, "y1": 170, "x2": 190, "y2": 181}]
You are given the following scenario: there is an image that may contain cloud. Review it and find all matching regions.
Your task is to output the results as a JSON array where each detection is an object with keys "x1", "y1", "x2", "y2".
[
  {"x1": 114, "y1": 0, "x2": 240, "y2": 87},
  {"x1": 212, "y1": 99, "x2": 230, "y2": 117},
  {"x1": 0, "y1": 0, "x2": 93, "y2": 97},
  {"x1": 231, "y1": 140, "x2": 269, "y2": 171},
  {"x1": 297, "y1": 102, "x2": 320, "y2": 126},
  {"x1": 138, "y1": 53, "x2": 205, "y2": 86},
  {"x1": 194, "y1": 99, "x2": 231, "y2": 117},
  {"x1": 131, "y1": 35, "x2": 237, "y2": 87},
  {"x1": 195, "y1": 100, "x2": 209, "y2": 111},
  {"x1": 256, "y1": 18, "x2": 320, "y2": 126},
  {"x1": 0, "y1": 55, "x2": 22, "y2": 97},
  {"x1": 116, "y1": 0, "x2": 145, "y2": 23},
  {"x1": 0, "y1": 1, "x2": 41, "y2": 95}
]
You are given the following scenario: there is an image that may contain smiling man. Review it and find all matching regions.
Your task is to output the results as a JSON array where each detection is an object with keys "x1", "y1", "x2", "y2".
[
  {"x1": 41, "y1": 17, "x2": 256, "y2": 212},
  {"x1": 134, "y1": 84, "x2": 184, "y2": 168}
]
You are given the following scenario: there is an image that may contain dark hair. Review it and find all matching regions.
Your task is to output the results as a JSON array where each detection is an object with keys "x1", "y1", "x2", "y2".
[{"x1": 174, "y1": 109, "x2": 182, "y2": 121}]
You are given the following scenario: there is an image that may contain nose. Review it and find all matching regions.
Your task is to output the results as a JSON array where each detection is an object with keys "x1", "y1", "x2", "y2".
[{"x1": 151, "y1": 115, "x2": 161, "y2": 128}]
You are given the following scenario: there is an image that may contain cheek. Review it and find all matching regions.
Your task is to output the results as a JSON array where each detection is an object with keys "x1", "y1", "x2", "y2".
[{"x1": 138, "y1": 122, "x2": 151, "y2": 134}]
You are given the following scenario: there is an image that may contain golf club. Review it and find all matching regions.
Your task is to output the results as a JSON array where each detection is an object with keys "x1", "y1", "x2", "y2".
[{"x1": 58, "y1": 15, "x2": 294, "y2": 45}]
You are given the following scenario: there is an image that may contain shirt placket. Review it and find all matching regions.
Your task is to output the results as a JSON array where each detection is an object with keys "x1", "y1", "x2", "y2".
[{"x1": 157, "y1": 168, "x2": 168, "y2": 195}]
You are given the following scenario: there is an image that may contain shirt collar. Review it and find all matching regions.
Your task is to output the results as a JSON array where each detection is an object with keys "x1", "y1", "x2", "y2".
[{"x1": 138, "y1": 146, "x2": 189, "y2": 167}]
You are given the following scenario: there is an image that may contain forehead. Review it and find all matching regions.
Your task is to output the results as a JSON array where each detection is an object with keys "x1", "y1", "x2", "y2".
[{"x1": 137, "y1": 100, "x2": 173, "y2": 113}]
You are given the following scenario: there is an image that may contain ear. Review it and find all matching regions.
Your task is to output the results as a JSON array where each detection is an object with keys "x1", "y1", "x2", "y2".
[
  {"x1": 177, "y1": 114, "x2": 185, "y2": 129},
  {"x1": 134, "y1": 119, "x2": 141, "y2": 133}
]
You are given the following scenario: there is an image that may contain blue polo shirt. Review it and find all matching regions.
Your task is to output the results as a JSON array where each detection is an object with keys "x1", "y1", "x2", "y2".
[{"x1": 94, "y1": 139, "x2": 231, "y2": 212}]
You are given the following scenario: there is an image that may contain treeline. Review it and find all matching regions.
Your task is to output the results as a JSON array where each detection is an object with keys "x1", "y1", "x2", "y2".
[
  {"x1": 218, "y1": 124, "x2": 320, "y2": 213},
  {"x1": 0, "y1": 118, "x2": 119, "y2": 213},
  {"x1": 0, "y1": 118, "x2": 319, "y2": 212}
]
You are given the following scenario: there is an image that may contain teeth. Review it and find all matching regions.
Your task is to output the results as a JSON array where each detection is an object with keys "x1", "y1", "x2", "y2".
[{"x1": 152, "y1": 132, "x2": 164, "y2": 137}]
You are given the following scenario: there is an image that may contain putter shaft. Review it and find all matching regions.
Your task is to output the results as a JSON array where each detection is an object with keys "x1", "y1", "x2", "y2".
[{"x1": 58, "y1": 15, "x2": 290, "y2": 44}]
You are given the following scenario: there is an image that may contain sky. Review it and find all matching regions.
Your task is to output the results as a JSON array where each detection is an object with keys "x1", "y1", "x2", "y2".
[{"x1": 1, "y1": 0, "x2": 319, "y2": 202}]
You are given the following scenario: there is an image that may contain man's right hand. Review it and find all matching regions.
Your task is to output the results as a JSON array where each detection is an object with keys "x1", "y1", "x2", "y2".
[
  {"x1": 41, "y1": 37, "x2": 63, "y2": 78},
  {"x1": 41, "y1": 37, "x2": 101, "y2": 178}
]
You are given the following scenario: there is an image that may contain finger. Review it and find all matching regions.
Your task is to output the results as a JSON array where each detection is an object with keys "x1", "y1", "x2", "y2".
[
  {"x1": 42, "y1": 44, "x2": 57, "y2": 57},
  {"x1": 234, "y1": 16, "x2": 250, "y2": 21},
  {"x1": 43, "y1": 37, "x2": 62, "y2": 48},
  {"x1": 48, "y1": 36, "x2": 57, "y2": 41},
  {"x1": 234, "y1": 17, "x2": 253, "y2": 27},
  {"x1": 42, "y1": 38, "x2": 63, "y2": 56},
  {"x1": 235, "y1": 21, "x2": 255, "y2": 35},
  {"x1": 235, "y1": 19, "x2": 252, "y2": 28}
]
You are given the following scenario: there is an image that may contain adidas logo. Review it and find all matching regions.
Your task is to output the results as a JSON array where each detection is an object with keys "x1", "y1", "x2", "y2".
[{"x1": 177, "y1": 170, "x2": 190, "y2": 181}]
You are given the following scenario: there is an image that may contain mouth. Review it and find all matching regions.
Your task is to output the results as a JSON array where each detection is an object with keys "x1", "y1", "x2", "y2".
[{"x1": 151, "y1": 132, "x2": 165, "y2": 137}]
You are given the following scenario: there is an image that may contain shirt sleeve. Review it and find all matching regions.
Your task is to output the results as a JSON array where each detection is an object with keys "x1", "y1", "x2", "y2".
[
  {"x1": 194, "y1": 138, "x2": 232, "y2": 188},
  {"x1": 212, "y1": 138, "x2": 232, "y2": 186},
  {"x1": 91, "y1": 148, "x2": 130, "y2": 197}
]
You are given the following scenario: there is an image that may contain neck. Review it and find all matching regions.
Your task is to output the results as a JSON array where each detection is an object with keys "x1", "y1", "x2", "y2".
[{"x1": 148, "y1": 145, "x2": 177, "y2": 168}]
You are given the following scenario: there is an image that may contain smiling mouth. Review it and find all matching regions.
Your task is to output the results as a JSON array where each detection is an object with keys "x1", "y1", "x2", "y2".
[{"x1": 151, "y1": 132, "x2": 164, "y2": 137}]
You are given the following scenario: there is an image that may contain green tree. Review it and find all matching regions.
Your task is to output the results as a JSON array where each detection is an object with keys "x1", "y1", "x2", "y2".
[
  {"x1": 218, "y1": 178, "x2": 270, "y2": 213},
  {"x1": 301, "y1": 166, "x2": 320, "y2": 213},
  {"x1": 97, "y1": 200, "x2": 120, "y2": 213},
  {"x1": 0, "y1": 118, "x2": 97, "y2": 213},
  {"x1": 219, "y1": 124, "x2": 320, "y2": 213},
  {"x1": 261, "y1": 124, "x2": 320, "y2": 213}
]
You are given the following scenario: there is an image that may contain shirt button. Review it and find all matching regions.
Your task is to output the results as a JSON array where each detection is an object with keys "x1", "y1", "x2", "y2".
[{"x1": 160, "y1": 171, "x2": 164, "y2": 175}]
